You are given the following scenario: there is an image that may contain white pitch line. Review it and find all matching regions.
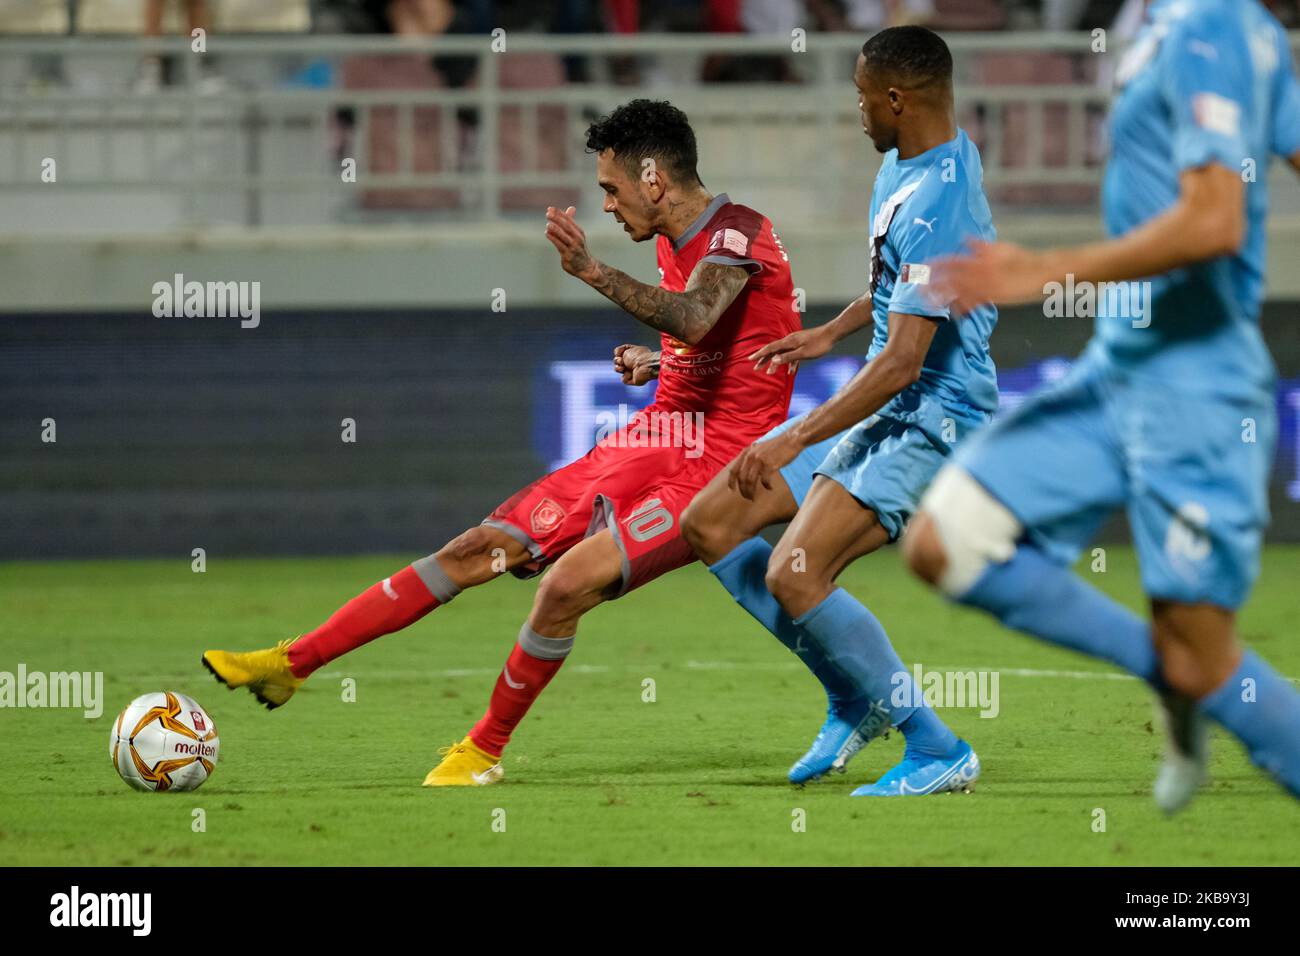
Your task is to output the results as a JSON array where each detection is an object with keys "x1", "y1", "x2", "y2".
[
  {"x1": 157, "y1": 662, "x2": 1297, "y2": 682},
  {"x1": 304, "y1": 661, "x2": 1144, "y2": 681}
]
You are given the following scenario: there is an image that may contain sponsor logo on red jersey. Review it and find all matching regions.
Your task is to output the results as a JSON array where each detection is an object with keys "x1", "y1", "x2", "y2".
[{"x1": 708, "y1": 227, "x2": 750, "y2": 256}]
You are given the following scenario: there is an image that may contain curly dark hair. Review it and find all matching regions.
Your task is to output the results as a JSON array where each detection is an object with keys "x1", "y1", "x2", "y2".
[
  {"x1": 861, "y1": 26, "x2": 953, "y2": 90},
  {"x1": 585, "y1": 99, "x2": 702, "y2": 186}
]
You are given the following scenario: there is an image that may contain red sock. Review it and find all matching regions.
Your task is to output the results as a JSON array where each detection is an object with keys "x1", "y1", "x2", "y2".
[
  {"x1": 288, "y1": 566, "x2": 439, "y2": 677},
  {"x1": 469, "y1": 641, "x2": 568, "y2": 757}
]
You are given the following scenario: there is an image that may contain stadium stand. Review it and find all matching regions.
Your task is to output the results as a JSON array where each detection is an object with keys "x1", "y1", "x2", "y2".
[{"x1": 74, "y1": 0, "x2": 310, "y2": 34}]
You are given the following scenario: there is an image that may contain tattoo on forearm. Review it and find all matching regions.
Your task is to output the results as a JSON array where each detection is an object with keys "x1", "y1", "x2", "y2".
[{"x1": 588, "y1": 261, "x2": 748, "y2": 342}]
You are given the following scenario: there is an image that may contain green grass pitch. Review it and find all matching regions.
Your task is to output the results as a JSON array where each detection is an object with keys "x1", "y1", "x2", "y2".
[{"x1": 1, "y1": 546, "x2": 1297, "y2": 866}]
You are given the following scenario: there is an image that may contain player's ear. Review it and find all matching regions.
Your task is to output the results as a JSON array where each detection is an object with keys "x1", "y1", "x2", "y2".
[
  {"x1": 888, "y1": 87, "x2": 904, "y2": 115},
  {"x1": 641, "y1": 168, "x2": 665, "y2": 203}
]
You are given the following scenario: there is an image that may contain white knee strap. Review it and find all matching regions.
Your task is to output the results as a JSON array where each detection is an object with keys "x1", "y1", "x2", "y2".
[{"x1": 918, "y1": 467, "x2": 1022, "y2": 597}]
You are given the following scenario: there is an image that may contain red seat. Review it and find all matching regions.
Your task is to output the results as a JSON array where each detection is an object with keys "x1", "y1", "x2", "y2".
[
  {"x1": 490, "y1": 53, "x2": 579, "y2": 214},
  {"x1": 971, "y1": 53, "x2": 1098, "y2": 207},
  {"x1": 340, "y1": 54, "x2": 461, "y2": 211}
]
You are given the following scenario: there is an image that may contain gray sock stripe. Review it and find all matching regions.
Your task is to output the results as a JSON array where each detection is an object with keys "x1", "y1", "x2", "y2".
[
  {"x1": 411, "y1": 554, "x2": 461, "y2": 604},
  {"x1": 518, "y1": 622, "x2": 574, "y2": 660}
]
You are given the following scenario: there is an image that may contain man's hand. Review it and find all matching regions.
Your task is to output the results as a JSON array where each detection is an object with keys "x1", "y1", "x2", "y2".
[
  {"x1": 750, "y1": 324, "x2": 836, "y2": 375},
  {"x1": 929, "y1": 164, "x2": 1247, "y2": 317},
  {"x1": 614, "y1": 344, "x2": 660, "y2": 386},
  {"x1": 928, "y1": 239, "x2": 1056, "y2": 315},
  {"x1": 728, "y1": 430, "x2": 804, "y2": 501},
  {"x1": 545, "y1": 205, "x2": 600, "y2": 282}
]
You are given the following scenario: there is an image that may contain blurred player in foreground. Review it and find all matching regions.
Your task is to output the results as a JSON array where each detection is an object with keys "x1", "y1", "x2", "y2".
[
  {"x1": 203, "y1": 99, "x2": 803, "y2": 785},
  {"x1": 905, "y1": 0, "x2": 1300, "y2": 810},
  {"x1": 681, "y1": 26, "x2": 997, "y2": 795}
]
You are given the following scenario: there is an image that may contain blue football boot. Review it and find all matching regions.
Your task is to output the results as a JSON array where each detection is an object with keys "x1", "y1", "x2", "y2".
[
  {"x1": 788, "y1": 699, "x2": 893, "y2": 785},
  {"x1": 850, "y1": 739, "x2": 981, "y2": 796}
]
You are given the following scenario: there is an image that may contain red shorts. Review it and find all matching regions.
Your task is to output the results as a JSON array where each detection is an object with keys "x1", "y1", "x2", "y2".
[{"x1": 484, "y1": 412, "x2": 733, "y2": 596}]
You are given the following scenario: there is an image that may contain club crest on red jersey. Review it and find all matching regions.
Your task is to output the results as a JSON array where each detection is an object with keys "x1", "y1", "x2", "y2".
[{"x1": 530, "y1": 498, "x2": 566, "y2": 536}]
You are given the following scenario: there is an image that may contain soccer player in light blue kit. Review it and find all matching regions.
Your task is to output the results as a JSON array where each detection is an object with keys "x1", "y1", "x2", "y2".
[
  {"x1": 905, "y1": 0, "x2": 1300, "y2": 810},
  {"x1": 682, "y1": 26, "x2": 996, "y2": 795}
]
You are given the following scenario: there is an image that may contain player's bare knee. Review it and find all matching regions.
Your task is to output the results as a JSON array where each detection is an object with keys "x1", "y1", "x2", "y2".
[
  {"x1": 1151, "y1": 606, "x2": 1238, "y2": 698},
  {"x1": 679, "y1": 497, "x2": 708, "y2": 554},
  {"x1": 1155, "y1": 638, "x2": 1215, "y2": 699},
  {"x1": 535, "y1": 564, "x2": 598, "y2": 616},
  {"x1": 434, "y1": 525, "x2": 522, "y2": 586},
  {"x1": 681, "y1": 498, "x2": 727, "y2": 564},
  {"x1": 441, "y1": 526, "x2": 494, "y2": 563},
  {"x1": 764, "y1": 552, "x2": 819, "y2": 616},
  {"x1": 913, "y1": 467, "x2": 1021, "y2": 597},
  {"x1": 903, "y1": 511, "x2": 947, "y2": 586}
]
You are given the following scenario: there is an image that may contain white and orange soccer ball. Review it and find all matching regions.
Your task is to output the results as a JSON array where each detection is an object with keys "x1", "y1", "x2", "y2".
[{"x1": 109, "y1": 692, "x2": 220, "y2": 792}]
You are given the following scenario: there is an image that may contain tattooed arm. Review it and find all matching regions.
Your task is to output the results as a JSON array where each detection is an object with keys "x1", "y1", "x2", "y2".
[
  {"x1": 588, "y1": 259, "x2": 749, "y2": 345},
  {"x1": 545, "y1": 205, "x2": 750, "y2": 345}
]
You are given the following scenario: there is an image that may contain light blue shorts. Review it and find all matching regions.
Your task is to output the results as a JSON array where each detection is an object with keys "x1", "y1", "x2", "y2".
[
  {"x1": 766, "y1": 386, "x2": 989, "y2": 541},
  {"x1": 956, "y1": 349, "x2": 1276, "y2": 609}
]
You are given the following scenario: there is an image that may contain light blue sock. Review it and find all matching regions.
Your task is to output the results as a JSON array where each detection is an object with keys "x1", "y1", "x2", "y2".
[
  {"x1": 1201, "y1": 650, "x2": 1300, "y2": 798},
  {"x1": 959, "y1": 543, "x2": 1158, "y2": 683},
  {"x1": 708, "y1": 538, "x2": 850, "y2": 709},
  {"x1": 795, "y1": 587, "x2": 960, "y2": 758}
]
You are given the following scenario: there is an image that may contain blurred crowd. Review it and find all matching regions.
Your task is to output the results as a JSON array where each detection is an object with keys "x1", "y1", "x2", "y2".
[
  {"x1": 7, "y1": 0, "x2": 1296, "y2": 216},
  {"x1": 316, "y1": 0, "x2": 1297, "y2": 40}
]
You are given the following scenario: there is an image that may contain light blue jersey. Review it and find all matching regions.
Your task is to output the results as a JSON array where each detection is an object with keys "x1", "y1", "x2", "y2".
[
  {"x1": 867, "y1": 128, "x2": 999, "y2": 417},
  {"x1": 768, "y1": 129, "x2": 1000, "y2": 539},
  {"x1": 955, "y1": 0, "x2": 1294, "y2": 608},
  {"x1": 1097, "y1": 0, "x2": 1298, "y2": 400},
  {"x1": 1275, "y1": 72, "x2": 1300, "y2": 158}
]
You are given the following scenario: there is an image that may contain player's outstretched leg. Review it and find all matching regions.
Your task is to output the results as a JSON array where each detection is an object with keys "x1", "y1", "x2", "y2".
[
  {"x1": 202, "y1": 525, "x2": 531, "y2": 709},
  {"x1": 766, "y1": 477, "x2": 976, "y2": 794},
  {"x1": 1152, "y1": 601, "x2": 1300, "y2": 806},
  {"x1": 904, "y1": 467, "x2": 1159, "y2": 680},
  {"x1": 682, "y1": 465, "x2": 870, "y2": 784},
  {"x1": 904, "y1": 467, "x2": 1203, "y2": 802},
  {"x1": 424, "y1": 530, "x2": 624, "y2": 786}
]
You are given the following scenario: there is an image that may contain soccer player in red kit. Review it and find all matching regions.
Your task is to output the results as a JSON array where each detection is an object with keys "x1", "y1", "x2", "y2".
[{"x1": 201, "y1": 99, "x2": 800, "y2": 785}]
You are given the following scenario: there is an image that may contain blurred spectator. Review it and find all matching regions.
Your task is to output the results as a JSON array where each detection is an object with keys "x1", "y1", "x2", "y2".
[
  {"x1": 1040, "y1": 0, "x2": 1090, "y2": 30},
  {"x1": 435, "y1": 2, "x2": 601, "y2": 88},
  {"x1": 602, "y1": 0, "x2": 642, "y2": 84},
  {"x1": 807, "y1": 0, "x2": 936, "y2": 33},
  {"x1": 135, "y1": 0, "x2": 223, "y2": 93},
  {"x1": 704, "y1": 0, "x2": 804, "y2": 82},
  {"x1": 336, "y1": 0, "x2": 582, "y2": 214},
  {"x1": 372, "y1": 0, "x2": 454, "y2": 35},
  {"x1": 702, "y1": 0, "x2": 940, "y2": 83}
]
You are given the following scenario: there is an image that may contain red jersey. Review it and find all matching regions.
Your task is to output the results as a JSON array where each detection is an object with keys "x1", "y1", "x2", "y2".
[{"x1": 654, "y1": 193, "x2": 799, "y2": 463}]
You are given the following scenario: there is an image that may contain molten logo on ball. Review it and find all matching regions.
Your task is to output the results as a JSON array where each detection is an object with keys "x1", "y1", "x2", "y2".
[{"x1": 109, "y1": 691, "x2": 219, "y2": 792}]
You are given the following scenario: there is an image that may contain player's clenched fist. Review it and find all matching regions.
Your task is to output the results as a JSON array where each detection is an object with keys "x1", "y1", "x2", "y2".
[
  {"x1": 545, "y1": 205, "x2": 599, "y2": 282},
  {"x1": 613, "y1": 344, "x2": 660, "y2": 386}
]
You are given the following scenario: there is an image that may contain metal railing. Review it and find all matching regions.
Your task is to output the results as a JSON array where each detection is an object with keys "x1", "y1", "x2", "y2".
[{"x1": 0, "y1": 32, "x2": 1297, "y2": 229}]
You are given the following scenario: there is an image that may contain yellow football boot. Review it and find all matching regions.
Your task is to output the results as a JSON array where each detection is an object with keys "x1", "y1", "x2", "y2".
[
  {"x1": 422, "y1": 736, "x2": 503, "y2": 787},
  {"x1": 201, "y1": 638, "x2": 304, "y2": 710}
]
